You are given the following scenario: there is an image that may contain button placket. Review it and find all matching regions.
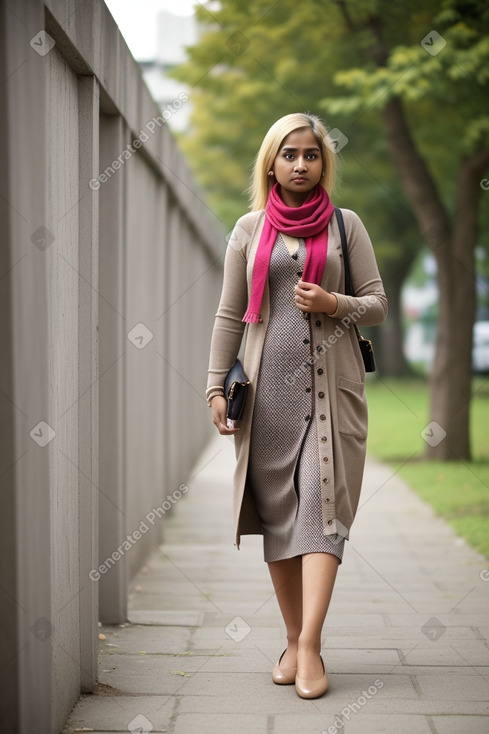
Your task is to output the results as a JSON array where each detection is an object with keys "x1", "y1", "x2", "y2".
[
  {"x1": 310, "y1": 320, "x2": 335, "y2": 524},
  {"x1": 303, "y1": 308, "x2": 314, "y2": 423}
]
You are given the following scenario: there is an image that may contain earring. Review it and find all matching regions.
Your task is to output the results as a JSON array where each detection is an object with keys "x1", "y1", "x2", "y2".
[{"x1": 268, "y1": 171, "x2": 274, "y2": 176}]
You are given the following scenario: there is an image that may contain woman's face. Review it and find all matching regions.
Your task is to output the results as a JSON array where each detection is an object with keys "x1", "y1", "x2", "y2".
[{"x1": 271, "y1": 127, "x2": 323, "y2": 207}]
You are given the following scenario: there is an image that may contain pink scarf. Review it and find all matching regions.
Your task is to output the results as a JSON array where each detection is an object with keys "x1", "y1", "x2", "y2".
[{"x1": 242, "y1": 183, "x2": 335, "y2": 323}]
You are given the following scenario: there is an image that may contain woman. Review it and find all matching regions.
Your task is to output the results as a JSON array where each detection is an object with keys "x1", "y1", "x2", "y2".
[{"x1": 205, "y1": 113, "x2": 387, "y2": 699}]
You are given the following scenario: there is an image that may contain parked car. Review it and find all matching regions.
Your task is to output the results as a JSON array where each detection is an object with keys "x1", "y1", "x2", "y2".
[
  {"x1": 472, "y1": 321, "x2": 489, "y2": 373},
  {"x1": 404, "y1": 320, "x2": 489, "y2": 374}
]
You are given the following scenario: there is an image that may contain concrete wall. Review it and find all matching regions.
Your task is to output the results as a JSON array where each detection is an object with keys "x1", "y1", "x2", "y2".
[{"x1": 0, "y1": 1, "x2": 224, "y2": 732}]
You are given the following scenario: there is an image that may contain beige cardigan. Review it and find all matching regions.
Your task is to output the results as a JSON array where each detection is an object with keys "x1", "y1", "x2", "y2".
[{"x1": 207, "y1": 208, "x2": 388, "y2": 548}]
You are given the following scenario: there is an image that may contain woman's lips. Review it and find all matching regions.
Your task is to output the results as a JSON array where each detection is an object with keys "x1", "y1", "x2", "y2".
[{"x1": 292, "y1": 177, "x2": 307, "y2": 183}]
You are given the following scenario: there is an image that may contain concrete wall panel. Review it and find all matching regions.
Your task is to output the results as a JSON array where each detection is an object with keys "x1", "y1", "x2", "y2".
[
  {"x1": 77, "y1": 73, "x2": 100, "y2": 692},
  {"x1": 45, "y1": 43, "x2": 82, "y2": 729},
  {"x1": 98, "y1": 113, "x2": 128, "y2": 623},
  {"x1": 125, "y1": 150, "x2": 166, "y2": 575}
]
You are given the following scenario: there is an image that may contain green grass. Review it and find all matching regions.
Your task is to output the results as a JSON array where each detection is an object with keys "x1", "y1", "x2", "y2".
[{"x1": 365, "y1": 376, "x2": 489, "y2": 559}]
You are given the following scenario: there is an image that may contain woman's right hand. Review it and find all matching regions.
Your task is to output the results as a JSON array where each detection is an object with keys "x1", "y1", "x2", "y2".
[{"x1": 210, "y1": 395, "x2": 240, "y2": 435}]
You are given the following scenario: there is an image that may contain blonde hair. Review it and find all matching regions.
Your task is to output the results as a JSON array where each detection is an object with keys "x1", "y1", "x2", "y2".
[{"x1": 249, "y1": 113, "x2": 337, "y2": 211}]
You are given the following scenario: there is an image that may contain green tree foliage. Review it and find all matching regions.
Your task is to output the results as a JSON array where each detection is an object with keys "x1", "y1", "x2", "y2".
[{"x1": 173, "y1": 1, "x2": 414, "y2": 229}]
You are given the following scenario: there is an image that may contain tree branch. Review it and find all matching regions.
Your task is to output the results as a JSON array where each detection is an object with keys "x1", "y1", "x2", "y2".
[
  {"x1": 364, "y1": 13, "x2": 451, "y2": 247},
  {"x1": 334, "y1": 0, "x2": 356, "y2": 32},
  {"x1": 380, "y1": 97, "x2": 451, "y2": 247},
  {"x1": 453, "y1": 148, "x2": 489, "y2": 263}
]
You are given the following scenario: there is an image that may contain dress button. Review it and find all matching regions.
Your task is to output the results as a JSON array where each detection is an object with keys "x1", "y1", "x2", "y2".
[
  {"x1": 305, "y1": 387, "x2": 311, "y2": 393},
  {"x1": 320, "y1": 414, "x2": 326, "y2": 420},
  {"x1": 297, "y1": 271, "x2": 303, "y2": 276},
  {"x1": 323, "y1": 456, "x2": 329, "y2": 462},
  {"x1": 304, "y1": 414, "x2": 310, "y2": 421},
  {"x1": 326, "y1": 497, "x2": 331, "y2": 502},
  {"x1": 327, "y1": 519, "x2": 333, "y2": 525},
  {"x1": 323, "y1": 477, "x2": 329, "y2": 483},
  {"x1": 303, "y1": 338, "x2": 310, "y2": 344},
  {"x1": 317, "y1": 368, "x2": 323, "y2": 375},
  {"x1": 321, "y1": 436, "x2": 327, "y2": 442},
  {"x1": 318, "y1": 391, "x2": 325, "y2": 398},
  {"x1": 315, "y1": 320, "x2": 322, "y2": 327},
  {"x1": 292, "y1": 253, "x2": 298, "y2": 260}
]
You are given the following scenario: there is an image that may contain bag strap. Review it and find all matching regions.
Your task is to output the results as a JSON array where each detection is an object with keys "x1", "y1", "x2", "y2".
[
  {"x1": 334, "y1": 207, "x2": 354, "y2": 297},
  {"x1": 335, "y1": 206, "x2": 365, "y2": 341}
]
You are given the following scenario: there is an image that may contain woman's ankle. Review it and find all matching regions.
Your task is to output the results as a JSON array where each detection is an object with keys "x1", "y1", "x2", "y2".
[
  {"x1": 285, "y1": 636, "x2": 299, "y2": 650},
  {"x1": 297, "y1": 635, "x2": 321, "y2": 654}
]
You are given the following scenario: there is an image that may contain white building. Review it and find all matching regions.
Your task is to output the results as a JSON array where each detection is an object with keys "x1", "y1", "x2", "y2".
[{"x1": 140, "y1": 9, "x2": 198, "y2": 131}]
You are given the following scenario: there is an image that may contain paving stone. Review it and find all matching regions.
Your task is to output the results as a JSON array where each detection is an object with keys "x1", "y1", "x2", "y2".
[
  {"x1": 432, "y1": 715, "x2": 489, "y2": 733},
  {"x1": 62, "y1": 695, "x2": 176, "y2": 732},
  {"x1": 176, "y1": 693, "x2": 489, "y2": 717},
  {"x1": 127, "y1": 609, "x2": 204, "y2": 625},
  {"x1": 415, "y1": 673, "x2": 489, "y2": 701},
  {"x1": 98, "y1": 652, "x2": 221, "y2": 695},
  {"x1": 341, "y1": 713, "x2": 433, "y2": 733},
  {"x1": 172, "y1": 713, "x2": 268, "y2": 734},
  {"x1": 399, "y1": 643, "x2": 489, "y2": 667},
  {"x1": 272, "y1": 712, "x2": 434, "y2": 734},
  {"x1": 99, "y1": 624, "x2": 192, "y2": 654},
  {"x1": 325, "y1": 673, "x2": 417, "y2": 699}
]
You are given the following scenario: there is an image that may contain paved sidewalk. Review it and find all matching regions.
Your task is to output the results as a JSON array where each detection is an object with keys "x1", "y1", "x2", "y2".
[{"x1": 64, "y1": 434, "x2": 489, "y2": 734}]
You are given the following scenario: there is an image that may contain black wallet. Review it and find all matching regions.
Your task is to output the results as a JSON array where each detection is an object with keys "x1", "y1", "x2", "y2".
[
  {"x1": 335, "y1": 207, "x2": 376, "y2": 373},
  {"x1": 224, "y1": 359, "x2": 250, "y2": 421}
]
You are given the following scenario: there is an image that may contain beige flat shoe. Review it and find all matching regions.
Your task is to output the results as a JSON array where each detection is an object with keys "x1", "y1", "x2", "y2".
[
  {"x1": 295, "y1": 655, "x2": 328, "y2": 699},
  {"x1": 272, "y1": 649, "x2": 297, "y2": 685}
]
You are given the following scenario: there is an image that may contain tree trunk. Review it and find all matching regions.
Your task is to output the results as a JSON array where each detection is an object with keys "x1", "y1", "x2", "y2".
[
  {"x1": 379, "y1": 97, "x2": 489, "y2": 459},
  {"x1": 427, "y1": 151, "x2": 489, "y2": 459},
  {"x1": 378, "y1": 264, "x2": 411, "y2": 376}
]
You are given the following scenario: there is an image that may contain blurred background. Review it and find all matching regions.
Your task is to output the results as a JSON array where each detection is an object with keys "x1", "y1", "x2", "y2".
[{"x1": 2, "y1": 1, "x2": 488, "y2": 731}]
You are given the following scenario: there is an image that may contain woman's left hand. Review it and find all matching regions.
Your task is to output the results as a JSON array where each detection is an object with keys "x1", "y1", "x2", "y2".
[{"x1": 294, "y1": 280, "x2": 337, "y2": 316}]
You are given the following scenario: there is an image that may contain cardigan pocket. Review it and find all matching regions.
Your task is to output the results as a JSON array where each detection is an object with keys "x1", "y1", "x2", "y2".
[{"x1": 337, "y1": 376, "x2": 367, "y2": 439}]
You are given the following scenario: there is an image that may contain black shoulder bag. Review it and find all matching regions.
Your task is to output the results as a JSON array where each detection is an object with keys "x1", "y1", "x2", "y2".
[
  {"x1": 224, "y1": 358, "x2": 250, "y2": 426},
  {"x1": 334, "y1": 207, "x2": 376, "y2": 373}
]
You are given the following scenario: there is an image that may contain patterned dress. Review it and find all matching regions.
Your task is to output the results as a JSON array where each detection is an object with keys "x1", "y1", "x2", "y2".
[{"x1": 247, "y1": 233, "x2": 345, "y2": 563}]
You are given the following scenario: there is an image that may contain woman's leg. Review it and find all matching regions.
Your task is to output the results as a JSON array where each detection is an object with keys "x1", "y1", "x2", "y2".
[
  {"x1": 297, "y1": 552, "x2": 340, "y2": 679},
  {"x1": 267, "y1": 556, "x2": 302, "y2": 668}
]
